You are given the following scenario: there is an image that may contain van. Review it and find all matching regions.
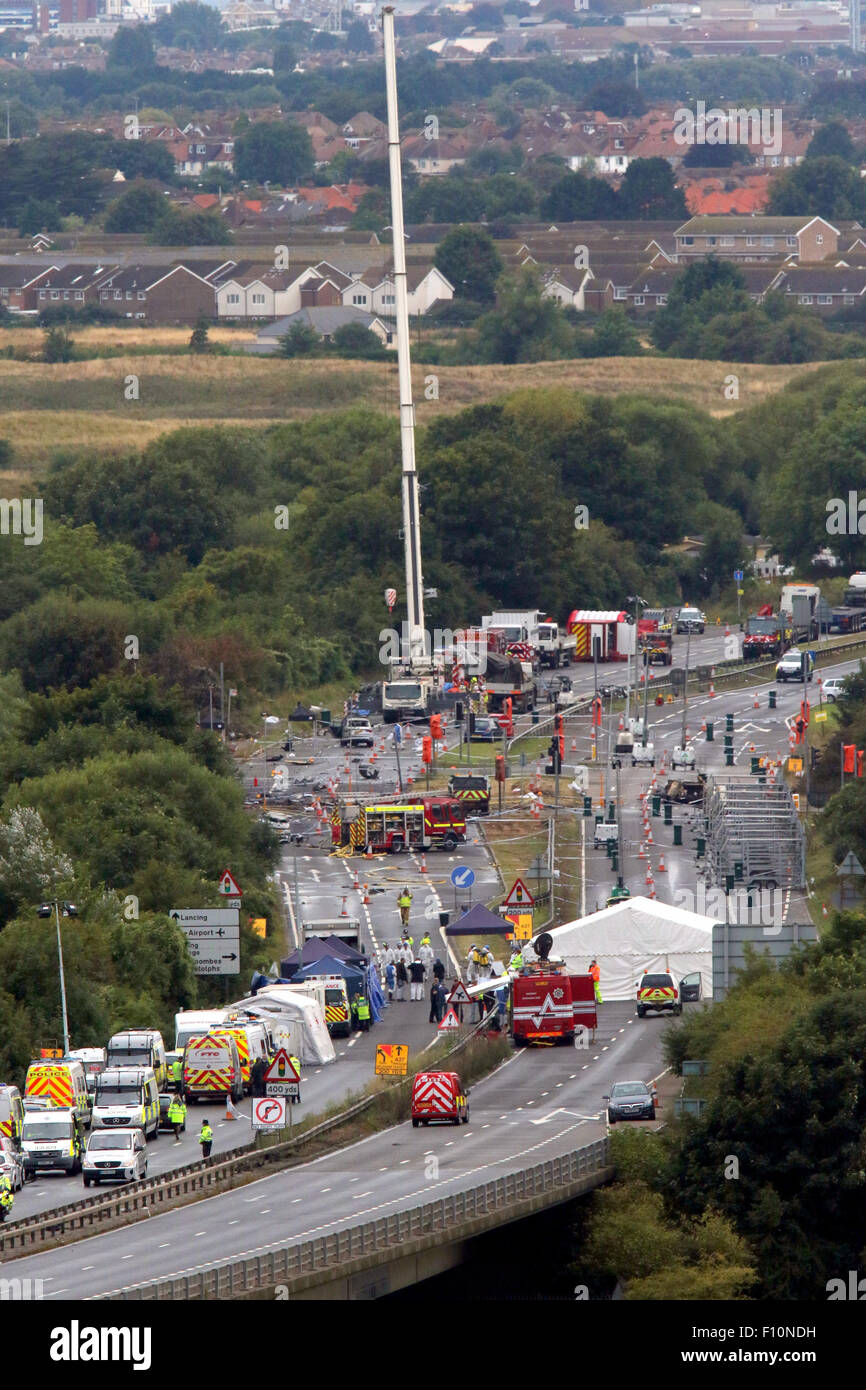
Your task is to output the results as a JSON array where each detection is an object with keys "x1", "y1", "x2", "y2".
[
  {"x1": 20, "y1": 1106, "x2": 85, "y2": 1176},
  {"x1": 212, "y1": 1018, "x2": 270, "y2": 1093},
  {"x1": 175, "y1": 1010, "x2": 228, "y2": 1053},
  {"x1": 68, "y1": 1047, "x2": 107, "y2": 1095},
  {"x1": 411, "y1": 1071, "x2": 469, "y2": 1127},
  {"x1": 183, "y1": 1033, "x2": 243, "y2": 1103},
  {"x1": 91, "y1": 1067, "x2": 159, "y2": 1138},
  {"x1": 0, "y1": 1084, "x2": 24, "y2": 1143},
  {"x1": 295, "y1": 975, "x2": 352, "y2": 1037},
  {"x1": 106, "y1": 1029, "x2": 168, "y2": 1089},
  {"x1": 24, "y1": 1058, "x2": 91, "y2": 1127}
]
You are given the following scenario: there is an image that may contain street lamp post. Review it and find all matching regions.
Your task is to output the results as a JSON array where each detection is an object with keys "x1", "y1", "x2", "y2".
[{"x1": 38, "y1": 899, "x2": 76, "y2": 1055}]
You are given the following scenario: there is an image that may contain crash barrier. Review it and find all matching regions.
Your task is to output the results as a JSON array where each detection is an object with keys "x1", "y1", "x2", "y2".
[
  {"x1": 0, "y1": 1010, "x2": 500, "y2": 1258},
  {"x1": 109, "y1": 1138, "x2": 612, "y2": 1300}
]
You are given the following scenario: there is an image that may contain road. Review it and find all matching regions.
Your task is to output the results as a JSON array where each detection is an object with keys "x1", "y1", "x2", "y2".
[{"x1": 0, "y1": 1002, "x2": 672, "y2": 1299}]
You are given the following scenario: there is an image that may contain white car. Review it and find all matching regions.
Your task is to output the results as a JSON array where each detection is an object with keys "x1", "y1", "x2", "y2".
[
  {"x1": 776, "y1": 649, "x2": 813, "y2": 683},
  {"x1": 0, "y1": 1136, "x2": 25, "y2": 1191},
  {"x1": 822, "y1": 677, "x2": 847, "y2": 702},
  {"x1": 671, "y1": 746, "x2": 695, "y2": 770},
  {"x1": 82, "y1": 1127, "x2": 148, "y2": 1187}
]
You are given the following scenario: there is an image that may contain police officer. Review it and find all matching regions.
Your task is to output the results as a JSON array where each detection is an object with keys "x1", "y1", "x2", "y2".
[
  {"x1": 0, "y1": 1183, "x2": 13, "y2": 1222},
  {"x1": 398, "y1": 886, "x2": 412, "y2": 928},
  {"x1": 171, "y1": 1054, "x2": 184, "y2": 1092},
  {"x1": 420, "y1": 932, "x2": 432, "y2": 949},
  {"x1": 198, "y1": 1120, "x2": 214, "y2": 1159},
  {"x1": 290, "y1": 1055, "x2": 301, "y2": 1104},
  {"x1": 355, "y1": 994, "x2": 371, "y2": 1032},
  {"x1": 168, "y1": 1093, "x2": 186, "y2": 1143}
]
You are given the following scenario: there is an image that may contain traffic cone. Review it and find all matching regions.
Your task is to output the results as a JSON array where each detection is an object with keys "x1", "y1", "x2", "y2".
[
  {"x1": 701, "y1": 720, "x2": 706, "y2": 734},
  {"x1": 340, "y1": 895, "x2": 348, "y2": 917},
  {"x1": 754, "y1": 692, "x2": 760, "y2": 708},
  {"x1": 645, "y1": 866, "x2": 653, "y2": 886},
  {"x1": 352, "y1": 867, "x2": 360, "y2": 890},
  {"x1": 363, "y1": 883, "x2": 370, "y2": 904},
  {"x1": 646, "y1": 826, "x2": 653, "y2": 843},
  {"x1": 708, "y1": 681, "x2": 716, "y2": 698},
  {"x1": 618, "y1": 716, "x2": 624, "y2": 731},
  {"x1": 649, "y1": 882, "x2": 657, "y2": 899},
  {"x1": 225, "y1": 1096, "x2": 239, "y2": 1121},
  {"x1": 571, "y1": 738, "x2": 577, "y2": 752},
  {"x1": 638, "y1": 841, "x2": 646, "y2": 859},
  {"x1": 420, "y1": 853, "x2": 428, "y2": 874},
  {"x1": 725, "y1": 623, "x2": 730, "y2": 637},
  {"x1": 658, "y1": 853, "x2": 666, "y2": 872}
]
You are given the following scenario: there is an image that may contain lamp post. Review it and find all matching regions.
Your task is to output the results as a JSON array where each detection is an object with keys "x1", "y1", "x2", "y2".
[{"x1": 38, "y1": 899, "x2": 77, "y2": 1055}]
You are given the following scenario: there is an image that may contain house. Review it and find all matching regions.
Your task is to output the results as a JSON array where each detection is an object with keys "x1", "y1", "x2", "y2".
[
  {"x1": 347, "y1": 264, "x2": 455, "y2": 317},
  {"x1": 779, "y1": 266, "x2": 866, "y2": 316},
  {"x1": 674, "y1": 216, "x2": 838, "y2": 263},
  {"x1": 216, "y1": 267, "x2": 296, "y2": 320},
  {"x1": 96, "y1": 265, "x2": 216, "y2": 323},
  {"x1": 247, "y1": 306, "x2": 392, "y2": 352},
  {"x1": 404, "y1": 134, "x2": 470, "y2": 177},
  {"x1": 0, "y1": 262, "x2": 57, "y2": 312},
  {"x1": 36, "y1": 263, "x2": 118, "y2": 310},
  {"x1": 540, "y1": 267, "x2": 592, "y2": 311}
]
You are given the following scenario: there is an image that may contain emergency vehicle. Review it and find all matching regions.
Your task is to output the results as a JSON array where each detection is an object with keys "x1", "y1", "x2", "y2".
[
  {"x1": 182, "y1": 1033, "x2": 244, "y2": 1103},
  {"x1": 24, "y1": 1058, "x2": 91, "y2": 1126},
  {"x1": 447, "y1": 772, "x2": 491, "y2": 815},
  {"x1": 330, "y1": 796, "x2": 466, "y2": 853},
  {"x1": 566, "y1": 611, "x2": 633, "y2": 662},
  {"x1": 211, "y1": 1019, "x2": 270, "y2": 1093},
  {"x1": 411, "y1": 1071, "x2": 470, "y2": 1126},
  {"x1": 511, "y1": 960, "x2": 576, "y2": 1045}
]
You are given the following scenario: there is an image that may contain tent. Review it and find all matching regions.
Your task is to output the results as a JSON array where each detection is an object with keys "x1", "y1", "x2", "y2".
[
  {"x1": 229, "y1": 985, "x2": 336, "y2": 1064},
  {"x1": 538, "y1": 896, "x2": 714, "y2": 1002},
  {"x1": 444, "y1": 903, "x2": 510, "y2": 937},
  {"x1": 292, "y1": 954, "x2": 386, "y2": 1024},
  {"x1": 279, "y1": 936, "x2": 367, "y2": 977}
]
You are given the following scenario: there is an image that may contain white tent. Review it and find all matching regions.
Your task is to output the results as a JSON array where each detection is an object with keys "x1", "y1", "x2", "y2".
[
  {"x1": 230, "y1": 985, "x2": 336, "y2": 1065},
  {"x1": 541, "y1": 896, "x2": 715, "y2": 1001}
]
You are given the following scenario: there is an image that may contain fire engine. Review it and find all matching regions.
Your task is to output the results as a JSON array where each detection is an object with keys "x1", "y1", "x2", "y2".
[
  {"x1": 331, "y1": 795, "x2": 466, "y2": 853},
  {"x1": 511, "y1": 959, "x2": 577, "y2": 1045},
  {"x1": 742, "y1": 606, "x2": 792, "y2": 660}
]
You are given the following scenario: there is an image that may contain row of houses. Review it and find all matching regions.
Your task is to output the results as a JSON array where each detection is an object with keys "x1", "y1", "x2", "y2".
[{"x1": 0, "y1": 254, "x2": 454, "y2": 324}]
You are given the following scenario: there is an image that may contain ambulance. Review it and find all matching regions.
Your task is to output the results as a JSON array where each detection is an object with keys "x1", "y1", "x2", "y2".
[
  {"x1": 24, "y1": 1058, "x2": 91, "y2": 1126},
  {"x1": 182, "y1": 1033, "x2": 244, "y2": 1103},
  {"x1": 411, "y1": 1071, "x2": 470, "y2": 1127},
  {"x1": 0, "y1": 1084, "x2": 24, "y2": 1143},
  {"x1": 211, "y1": 1018, "x2": 270, "y2": 1093}
]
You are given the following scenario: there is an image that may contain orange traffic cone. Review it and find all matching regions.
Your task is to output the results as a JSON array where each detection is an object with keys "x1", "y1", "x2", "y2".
[
  {"x1": 753, "y1": 692, "x2": 760, "y2": 708},
  {"x1": 352, "y1": 867, "x2": 360, "y2": 890},
  {"x1": 571, "y1": 738, "x2": 577, "y2": 752},
  {"x1": 708, "y1": 681, "x2": 716, "y2": 697},
  {"x1": 420, "y1": 853, "x2": 428, "y2": 874},
  {"x1": 363, "y1": 883, "x2": 370, "y2": 904},
  {"x1": 645, "y1": 866, "x2": 653, "y2": 886},
  {"x1": 618, "y1": 715, "x2": 624, "y2": 731},
  {"x1": 638, "y1": 841, "x2": 646, "y2": 859},
  {"x1": 646, "y1": 827, "x2": 653, "y2": 843},
  {"x1": 658, "y1": 853, "x2": 666, "y2": 872},
  {"x1": 340, "y1": 895, "x2": 348, "y2": 917}
]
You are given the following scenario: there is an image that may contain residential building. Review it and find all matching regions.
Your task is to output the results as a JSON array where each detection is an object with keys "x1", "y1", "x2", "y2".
[
  {"x1": 97, "y1": 264, "x2": 215, "y2": 323},
  {"x1": 36, "y1": 263, "x2": 118, "y2": 309},
  {"x1": 247, "y1": 306, "x2": 392, "y2": 352},
  {"x1": 674, "y1": 216, "x2": 839, "y2": 262}
]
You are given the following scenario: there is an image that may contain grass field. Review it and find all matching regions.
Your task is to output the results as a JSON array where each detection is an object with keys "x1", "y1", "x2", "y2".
[{"x1": 0, "y1": 344, "x2": 822, "y2": 478}]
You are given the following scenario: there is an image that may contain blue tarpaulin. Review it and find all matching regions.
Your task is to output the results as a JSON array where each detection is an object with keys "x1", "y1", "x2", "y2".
[{"x1": 293, "y1": 953, "x2": 385, "y2": 1024}]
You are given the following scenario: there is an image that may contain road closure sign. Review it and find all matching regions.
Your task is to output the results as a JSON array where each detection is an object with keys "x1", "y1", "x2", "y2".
[
  {"x1": 253, "y1": 1096, "x2": 287, "y2": 1130},
  {"x1": 375, "y1": 1044, "x2": 409, "y2": 1076}
]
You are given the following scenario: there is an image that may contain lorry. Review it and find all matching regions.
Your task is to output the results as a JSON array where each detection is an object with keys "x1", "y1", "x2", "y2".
[
  {"x1": 639, "y1": 630, "x2": 673, "y2": 666},
  {"x1": 331, "y1": 796, "x2": 467, "y2": 854},
  {"x1": 380, "y1": 672, "x2": 436, "y2": 724},
  {"x1": 447, "y1": 771, "x2": 491, "y2": 815},
  {"x1": 535, "y1": 618, "x2": 576, "y2": 669},
  {"x1": 844, "y1": 573, "x2": 866, "y2": 608},
  {"x1": 483, "y1": 650, "x2": 536, "y2": 714},
  {"x1": 742, "y1": 608, "x2": 792, "y2": 660},
  {"x1": 566, "y1": 610, "x2": 634, "y2": 662},
  {"x1": 301, "y1": 918, "x2": 364, "y2": 951},
  {"x1": 780, "y1": 583, "x2": 821, "y2": 642}
]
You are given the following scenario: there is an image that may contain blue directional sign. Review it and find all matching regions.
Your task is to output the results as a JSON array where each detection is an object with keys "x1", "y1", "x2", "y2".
[
  {"x1": 733, "y1": 570, "x2": 743, "y2": 581},
  {"x1": 450, "y1": 866, "x2": 475, "y2": 889}
]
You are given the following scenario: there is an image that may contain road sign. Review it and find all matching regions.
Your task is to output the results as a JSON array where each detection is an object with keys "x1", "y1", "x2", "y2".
[
  {"x1": 218, "y1": 869, "x2": 242, "y2": 897},
  {"x1": 170, "y1": 909, "x2": 239, "y2": 926},
  {"x1": 375, "y1": 1044, "x2": 409, "y2": 1076},
  {"x1": 814, "y1": 710, "x2": 827, "y2": 722},
  {"x1": 734, "y1": 570, "x2": 743, "y2": 581},
  {"x1": 837, "y1": 851, "x2": 865, "y2": 877},
  {"x1": 450, "y1": 865, "x2": 475, "y2": 889},
  {"x1": 251, "y1": 917, "x2": 267, "y2": 938},
  {"x1": 447, "y1": 980, "x2": 472, "y2": 1005},
  {"x1": 504, "y1": 911, "x2": 533, "y2": 940},
  {"x1": 438, "y1": 1007, "x2": 460, "y2": 1031},
  {"x1": 502, "y1": 877, "x2": 534, "y2": 908},
  {"x1": 266, "y1": 1081, "x2": 299, "y2": 1099},
  {"x1": 253, "y1": 1096, "x2": 287, "y2": 1130},
  {"x1": 264, "y1": 1049, "x2": 300, "y2": 1083}
]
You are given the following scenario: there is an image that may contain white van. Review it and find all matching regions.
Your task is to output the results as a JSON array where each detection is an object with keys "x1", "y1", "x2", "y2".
[
  {"x1": 92, "y1": 1067, "x2": 160, "y2": 1139},
  {"x1": 20, "y1": 1107, "x2": 85, "y2": 1176},
  {"x1": 0, "y1": 1084, "x2": 24, "y2": 1144},
  {"x1": 106, "y1": 1030, "x2": 168, "y2": 1089},
  {"x1": 175, "y1": 1010, "x2": 228, "y2": 1052},
  {"x1": 24, "y1": 1058, "x2": 91, "y2": 1127},
  {"x1": 68, "y1": 1047, "x2": 107, "y2": 1095},
  {"x1": 293, "y1": 975, "x2": 353, "y2": 1037}
]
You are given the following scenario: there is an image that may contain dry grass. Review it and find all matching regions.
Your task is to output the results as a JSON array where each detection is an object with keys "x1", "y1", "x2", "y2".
[
  {"x1": 0, "y1": 324, "x2": 254, "y2": 355},
  {"x1": 0, "y1": 350, "x2": 820, "y2": 475}
]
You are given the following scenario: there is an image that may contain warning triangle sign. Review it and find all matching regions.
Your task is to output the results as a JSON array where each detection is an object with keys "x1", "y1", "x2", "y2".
[
  {"x1": 447, "y1": 980, "x2": 472, "y2": 1005},
  {"x1": 503, "y1": 876, "x2": 534, "y2": 908},
  {"x1": 837, "y1": 851, "x2": 865, "y2": 876},
  {"x1": 438, "y1": 1008, "x2": 460, "y2": 1031},
  {"x1": 219, "y1": 868, "x2": 242, "y2": 896},
  {"x1": 263, "y1": 1048, "x2": 300, "y2": 1082}
]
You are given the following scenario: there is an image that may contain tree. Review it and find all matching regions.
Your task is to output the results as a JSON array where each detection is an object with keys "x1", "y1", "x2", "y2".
[
  {"x1": 272, "y1": 41, "x2": 296, "y2": 72},
  {"x1": 107, "y1": 24, "x2": 155, "y2": 70},
  {"x1": 682, "y1": 142, "x2": 753, "y2": 168},
  {"x1": 42, "y1": 327, "x2": 75, "y2": 363},
  {"x1": 434, "y1": 226, "x2": 503, "y2": 304},
  {"x1": 806, "y1": 120, "x2": 855, "y2": 164},
  {"x1": 330, "y1": 321, "x2": 386, "y2": 357},
  {"x1": 0, "y1": 807, "x2": 74, "y2": 925},
  {"x1": 234, "y1": 118, "x2": 314, "y2": 185},
  {"x1": 17, "y1": 198, "x2": 61, "y2": 236},
  {"x1": 543, "y1": 170, "x2": 618, "y2": 221},
  {"x1": 473, "y1": 266, "x2": 574, "y2": 364},
  {"x1": 767, "y1": 155, "x2": 866, "y2": 220},
  {"x1": 104, "y1": 184, "x2": 166, "y2": 234},
  {"x1": 276, "y1": 321, "x2": 319, "y2": 357},
  {"x1": 154, "y1": 0, "x2": 225, "y2": 49},
  {"x1": 651, "y1": 258, "x2": 749, "y2": 352},
  {"x1": 189, "y1": 314, "x2": 211, "y2": 354},
  {"x1": 618, "y1": 157, "x2": 687, "y2": 220},
  {"x1": 345, "y1": 19, "x2": 374, "y2": 53},
  {"x1": 114, "y1": 140, "x2": 175, "y2": 184},
  {"x1": 590, "y1": 307, "x2": 642, "y2": 357},
  {"x1": 151, "y1": 207, "x2": 230, "y2": 246},
  {"x1": 586, "y1": 77, "x2": 646, "y2": 118}
]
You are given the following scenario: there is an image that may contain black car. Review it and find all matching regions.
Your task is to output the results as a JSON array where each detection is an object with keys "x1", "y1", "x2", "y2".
[
  {"x1": 471, "y1": 717, "x2": 502, "y2": 743},
  {"x1": 604, "y1": 1080, "x2": 657, "y2": 1124},
  {"x1": 158, "y1": 1093, "x2": 184, "y2": 1132}
]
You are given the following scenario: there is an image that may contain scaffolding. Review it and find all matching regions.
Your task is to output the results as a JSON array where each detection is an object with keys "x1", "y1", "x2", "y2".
[{"x1": 702, "y1": 775, "x2": 806, "y2": 890}]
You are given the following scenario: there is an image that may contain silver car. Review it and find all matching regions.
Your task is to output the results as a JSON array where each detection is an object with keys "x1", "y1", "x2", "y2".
[
  {"x1": 604, "y1": 1080, "x2": 657, "y2": 1124},
  {"x1": 0, "y1": 1136, "x2": 25, "y2": 1191},
  {"x1": 82, "y1": 1127, "x2": 147, "y2": 1186},
  {"x1": 822, "y1": 677, "x2": 847, "y2": 703}
]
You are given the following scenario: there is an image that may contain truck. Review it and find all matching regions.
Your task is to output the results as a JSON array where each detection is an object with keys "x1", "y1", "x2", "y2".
[
  {"x1": 447, "y1": 771, "x2": 491, "y2": 815},
  {"x1": 780, "y1": 583, "x2": 821, "y2": 642},
  {"x1": 380, "y1": 673, "x2": 436, "y2": 724},
  {"x1": 330, "y1": 796, "x2": 467, "y2": 854},
  {"x1": 742, "y1": 608, "x2": 792, "y2": 660},
  {"x1": 535, "y1": 618, "x2": 576, "y2": 669},
  {"x1": 639, "y1": 630, "x2": 673, "y2": 665},
  {"x1": 301, "y1": 918, "x2": 364, "y2": 951},
  {"x1": 830, "y1": 606, "x2": 866, "y2": 633},
  {"x1": 511, "y1": 960, "x2": 576, "y2": 1046},
  {"x1": 483, "y1": 650, "x2": 536, "y2": 714},
  {"x1": 844, "y1": 573, "x2": 866, "y2": 608}
]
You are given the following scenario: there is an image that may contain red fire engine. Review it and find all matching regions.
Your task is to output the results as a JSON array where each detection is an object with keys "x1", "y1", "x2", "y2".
[
  {"x1": 511, "y1": 960, "x2": 597, "y2": 1046},
  {"x1": 331, "y1": 795, "x2": 467, "y2": 853}
]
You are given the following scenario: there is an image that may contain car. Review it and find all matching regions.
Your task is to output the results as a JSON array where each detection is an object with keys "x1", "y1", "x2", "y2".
[
  {"x1": 82, "y1": 1127, "x2": 148, "y2": 1186},
  {"x1": 822, "y1": 677, "x2": 847, "y2": 703},
  {"x1": 676, "y1": 607, "x2": 705, "y2": 634},
  {"x1": 775, "y1": 648, "x2": 813, "y2": 683},
  {"x1": 679, "y1": 971, "x2": 702, "y2": 1003},
  {"x1": 339, "y1": 716, "x2": 375, "y2": 747},
  {"x1": 604, "y1": 1080, "x2": 657, "y2": 1124},
  {"x1": 0, "y1": 1136, "x2": 25, "y2": 1191},
  {"x1": 471, "y1": 716, "x2": 501, "y2": 743},
  {"x1": 157, "y1": 1092, "x2": 184, "y2": 1133},
  {"x1": 636, "y1": 971, "x2": 682, "y2": 1017}
]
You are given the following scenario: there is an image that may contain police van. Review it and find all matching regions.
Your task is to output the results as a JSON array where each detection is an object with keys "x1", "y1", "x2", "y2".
[
  {"x1": 106, "y1": 1029, "x2": 168, "y2": 1089},
  {"x1": 91, "y1": 1067, "x2": 160, "y2": 1138}
]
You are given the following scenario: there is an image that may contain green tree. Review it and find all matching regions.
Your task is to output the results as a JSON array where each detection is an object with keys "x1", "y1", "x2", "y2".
[
  {"x1": 234, "y1": 118, "x2": 314, "y2": 184},
  {"x1": 18, "y1": 198, "x2": 61, "y2": 236},
  {"x1": 767, "y1": 155, "x2": 866, "y2": 219},
  {"x1": 586, "y1": 77, "x2": 647, "y2": 117},
  {"x1": 543, "y1": 170, "x2": 618, "y2": 221},
  {"x1": 107, "y1": 24, "x2": 155, "y2": 70},
  {"x1": 189, "y1": 313, "x2": 211, "y2": 354},
  {"x1": 618, "y1": 157, "x2": 687, "y2": 220},
  {"x1": 154, "y1": 0, "x2": 225, "y2": 49},
  {"x1": 330, "y1": 321, "x2": 386, "y2": 357},
  {"x1": 104, "y1": 183, "x2": 166, "y2": 234},
  {"x1": 276, "y1": 320, "x2": 319, "y2": 357},
  {"x1": 345, "y1": 19, "x2": 374, "y2": 52},
  {"x1": 651, "y1": 258, "x2": 749, "y2": 353},
  {"x1": 42, "y1": 326, "x2": 75, "y2": 363},
  {"x1": 434, "y1": 226, "x2": 503, "y2": 304},
  {"x1": 806, "y1": 120, "x2": 855, "y2": 163},
  {"x1": 151, "y1": 207, "x2": 231, "y2": 246},
  {"x1": 272, "y1": 41, "x2": 296, "y2": 72},
  {"x1": 590, "y1": 306, "x2": 642, "y2": 357},
  {"x1": 472, "y1": 266, "x2": 574, "y2": 364}
]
